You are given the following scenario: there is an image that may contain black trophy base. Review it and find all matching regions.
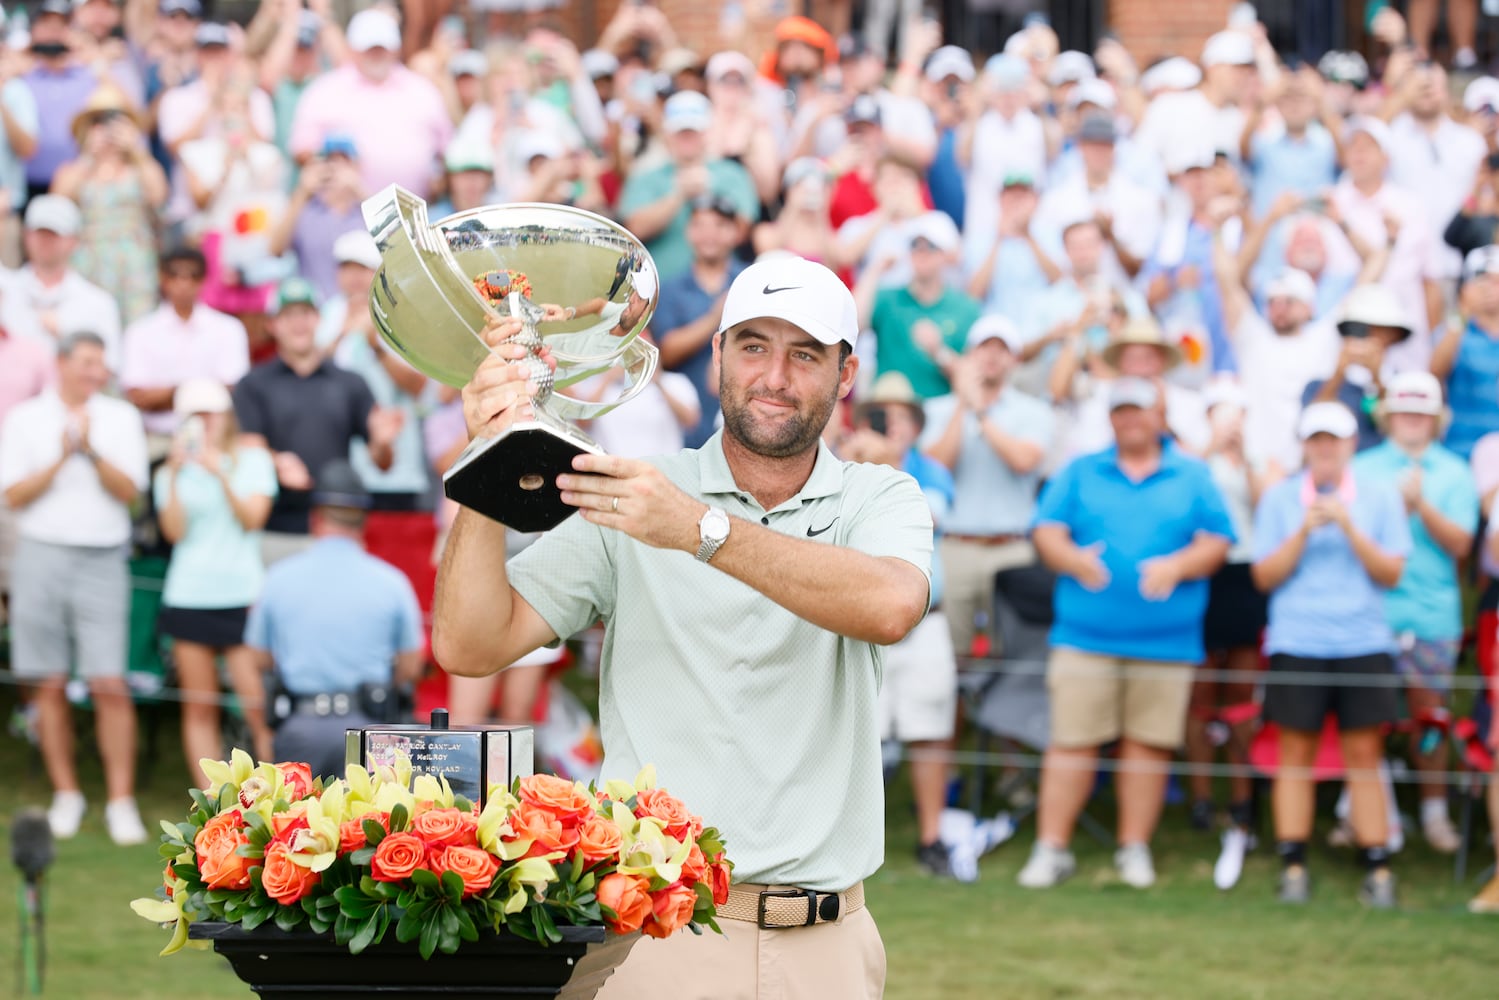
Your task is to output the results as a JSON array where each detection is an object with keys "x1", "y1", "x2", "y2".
[
  {"x1": 444, "y1": 414, "x2": 603, "y2": 532},
  {"x1": 189, "y1": 921, "x2": 639, "y2": 999}
]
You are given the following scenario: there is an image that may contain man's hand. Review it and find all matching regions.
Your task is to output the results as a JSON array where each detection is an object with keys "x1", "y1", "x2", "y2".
[
  {"x1": 1071, "y1": 541, "x2": 1111, "y2": 591},
  {"x1": 273, "y1": 450, "x2": 313, "y2": 489},
  {"x1": 912, "y1": 318, "x2": 943, "y2": 356},
  {"x1": 462, "y1": 318, "x2": 557, "y2": 440},
  {"x1": 1399, "y1": 467, "x2": 1424, "y2": 512},
  {"x1": 951, "y1": 357, "x2": 986, "y2": 412},
  {"x1": 840, "y1": 427, "x2": 903, "y2": 467},
  {"x1": 1312, "y1": 495, "x2": 1350, "y2": 532},
  {"x1": 678, "y1": 164, "x2": 710, "y2": 200},
  {"x1": 368, "y1": 406, "x2": 404, "y2": 447},
  {"x1": 1175, "y1": 264, "x2": 1202, "y2": 290},
  {"x1": 1138, "y1": 554, "x2": 1182, "y2": 601},
  {"x1": 556, "y1": 453, "x2": 707, "y2": 552}
]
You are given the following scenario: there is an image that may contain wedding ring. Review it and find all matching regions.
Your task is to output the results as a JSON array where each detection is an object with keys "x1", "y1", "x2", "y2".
[{"x1": 612, "y1": 496, "x2": 620, "y2": 513}]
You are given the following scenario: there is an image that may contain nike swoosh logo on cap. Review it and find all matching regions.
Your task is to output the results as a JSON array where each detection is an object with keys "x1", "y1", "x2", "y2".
[{"x1": 762, "y1": 284, "x2": 801, "y2": 295}]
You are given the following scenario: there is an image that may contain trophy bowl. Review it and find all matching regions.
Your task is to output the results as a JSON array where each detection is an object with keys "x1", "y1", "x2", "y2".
[{"x1": 363, "y1": 186, "x2": 660, "y2": 532}]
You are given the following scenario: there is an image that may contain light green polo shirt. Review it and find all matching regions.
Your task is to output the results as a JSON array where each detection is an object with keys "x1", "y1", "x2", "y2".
[{"x1": 508, "y1": 431, "x2": 933, "y2": 891}]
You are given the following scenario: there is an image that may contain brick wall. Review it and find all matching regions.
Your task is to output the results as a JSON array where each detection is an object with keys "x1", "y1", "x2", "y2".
[{"x1": 1107, "y1": 0, "x2": 1238, "y2": 66}]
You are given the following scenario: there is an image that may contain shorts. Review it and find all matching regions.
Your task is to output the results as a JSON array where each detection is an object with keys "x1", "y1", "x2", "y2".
[
  {"x1": 1393, "y1": 637, "x2": 1461, "y2": 696},
  {"x1": 1262, "y1": 652, "x2": 1400, "y2": 733},
  {"x1": 158, "y1": 606, "x2": 249, "y2": 649},
  {"x1": 878, "y1": 612, "x2": 957, "y2": 742},
  {"x1": 0, "y1": 497, "x2": 17, "y2": 596},
  {"x1": 9, "y1": 538, "x2": 129, "y2": 680},
  {"x1": 1046, "y1": 647, "x2": 1195, "y2": 750},
  {"x1": 1202, "y1": 562, "x2": 1267, "y2": 652}
]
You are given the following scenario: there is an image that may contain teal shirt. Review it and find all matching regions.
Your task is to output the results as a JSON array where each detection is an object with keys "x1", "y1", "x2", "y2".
[
  {"x1": 1354, "y1": 441, "x2": 1479, "y2": 640},
  {"x1": 153, "y1": 448, "x2": 278, "y2": 610},
  {"x1": 870, "y1": 286, "x2": 982, "y2": 400},
  {"x1": 616, "y1": 159, "x2": 760, "y2": 280}
]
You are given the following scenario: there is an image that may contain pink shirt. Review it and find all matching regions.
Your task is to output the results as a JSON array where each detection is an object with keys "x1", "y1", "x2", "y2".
[
  {"x1": 158, "y1": 79, "x2": 277, "y2": 225},
  {"x1": 0, "y1": 330, "x2": 54, "y2": 427},
  {"x1": 119, "y1": 303, "x2": 250, "y2": 436},
  {"x1": 290, "y1": 65, "x2": 452, "y2": 200}
]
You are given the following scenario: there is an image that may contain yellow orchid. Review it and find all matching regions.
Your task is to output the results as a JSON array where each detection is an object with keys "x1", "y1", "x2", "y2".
[
  {"x1": 199, "y1": 748, "x2": 257, "y2": 800},
  {"x1": 411, "y1": 773, "x2": 459, "y2": 809},
  {"x1": 372, "y1": 778, "x2": 417, "y2": 818},
  {"x1": 285, "y1": 796, "x2": 341, "y2": 872},
  {"x1": 615, "y1": 817, "x2": 690, "y2": 885},
  {"x1": 475, "y1": 787, "x2": 521, "y2": 856},
  {"x1": 602, "y1": 764, "x2": 658, "y2": 805},
  {"x1": 372, "y1": 749, "x2": 413, "y2": 790},
  {"x1": 497, "y1": 857, "x2": 559, "y2": 914}
]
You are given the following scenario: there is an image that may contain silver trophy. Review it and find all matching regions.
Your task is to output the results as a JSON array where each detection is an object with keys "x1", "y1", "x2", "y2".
[{"x1": 362, "y1": 186, "x2": 659, "y2": 531}]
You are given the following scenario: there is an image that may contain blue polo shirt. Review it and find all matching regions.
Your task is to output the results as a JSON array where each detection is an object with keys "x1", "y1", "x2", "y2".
[
  {"x1": 651, "y1": 260, "x2": 745, "y2": 449},
  {"x1": 1247, "y1": 127, "x2": 1338, "y2": 219},
  {"x1": 245, "y1": 536, "x2": 424, "y2": 694},
  {"x1": 1033, "y1": 444, "x2": 1236, "y2": 663},
  {"x1": 1252, "y1": 472, "x2": 1413, "y2": 658},
  {"x1": 905, "y1": 448, "x2": 954, "y2": 608},
  {"x1": 920, "y1": 389, "x2": 1054, "y2": 535},
  {"x1": 1354, "y1": 441, "x2": 1479, "y2": 641},
  {"x1": 1444, "y1": 320, "x2": 1499, "y2": 460}
]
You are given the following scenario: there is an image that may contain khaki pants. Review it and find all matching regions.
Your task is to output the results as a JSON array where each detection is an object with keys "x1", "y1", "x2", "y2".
[
  {"x1": 938, "y1": 536, "x2": 1035, "y2": 657},
  {"x1": 594, "y1": 907, "x2": 886, "y2": 1000}
]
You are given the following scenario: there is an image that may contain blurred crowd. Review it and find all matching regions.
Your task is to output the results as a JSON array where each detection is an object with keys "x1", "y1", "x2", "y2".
[{"x1": 0, "y1": 0, "x2": 1497, "y2": 913}]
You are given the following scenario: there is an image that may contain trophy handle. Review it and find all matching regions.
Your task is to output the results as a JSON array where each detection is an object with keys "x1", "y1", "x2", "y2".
[{"x1": 545, "y1": 337, "x2": 660, "y2": 422}]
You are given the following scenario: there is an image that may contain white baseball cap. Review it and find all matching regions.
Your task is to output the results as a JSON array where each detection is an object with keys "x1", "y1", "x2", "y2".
[
  {"x1": 1298, "y1": 401, "x2": 1359, "y2": 440},
  {"x1": 1067, "y1": 77, "x2": 1117, "y2": 110},
  {"x1": 1202, "y1": 30, "x2": 1256, "y2": 68},
  {"x1": 1141, "y1": 56, "x2": 1202, "y2": 95},
  {"x1": 718, "y1": 256, "x2": 858, "y2": 348},
  {"x1": 1163, "y1": 138, "x2": 1216, "y2": 176},
  {"x1": 907, "y1": 211, "x2": 960, "y2": 253},
  {"x1": 173, "y1": 377, "x2": 232, "y2": 417},
  {"x1": 1346, "y1": 116, "x2": 1393, "y2": 158},
  {"x1": 333, "y1": 230, "x2": 381, "y2": 270},
  {"x1": 347, "y1": 9, "x2": 400, "y2": 53},
  {"x1": 445, "y1": 134, "x2": 495, "y2": 173},
  {"x1": 1382, "y1": 371, "x2": 1444, "y2": 416},
  {"x1": 925, "y1": 45, "x2": 975, "y2": 83},
  {"x1": 1464, "y1": 75, "x2": 1499, "y2": 113},
  {"x1": 1265, "y1": 267, "x2": 1317, "y2": 306},
  {"x1": 1108, "y1": 376, "x2": 1161, "y2": 411},
  {"x1": 1203, "y1": 377, "x2": 1249, "y2": 412},
  {"x1": 706, "y1": 50, "x2": 756, "y2": 84},
  {"x1": 581, "y1": 49, "x2": 619, "y2": 80},
  {"x1": 24, "y1": 195, "x2": 81, "y2": 236},
  {"x1": 662, "y1": 91, "x2": 712, "y2": 134},
  {"x1": 1465, "y1": 244, "x2": 1499, "y2": 280},
  {"x1": 1048, "y1": 50, "x2": 1095, "y2": 86},
  {"x1": 964, "y1": 314, "x2": 1023, "y2": 354}
]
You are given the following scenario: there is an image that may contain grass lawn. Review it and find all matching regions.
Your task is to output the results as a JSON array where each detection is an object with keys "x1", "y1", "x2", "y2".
[{"x1": 1, "y1": 688, "x2": 1495, "y2": 1000}]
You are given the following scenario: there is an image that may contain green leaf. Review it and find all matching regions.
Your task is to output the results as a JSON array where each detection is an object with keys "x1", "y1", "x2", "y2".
[
  {"x1": 234, "y1": 844, "x2": 265, "y2": 859},
  {"x1": 175, "y1": 822, "x2": 198, "y2": 843},
  {"x1": 536, "y1": 904, "x2": 561, "y2": 944},
  {"x1": 348, "y1": 913, "x2": 381, "y2": 954},
  {"x1": 395, "y1": 907, "x2": 424, "y2": 944},
  {"x1": 350, "y1": 847, "x2": 376, "y2": 867},
  {"x1": 389, "y1": 803, "x2": 408, "y2": 833},
  {"x1": 410, "y1": 869, "x2": 441, "y2": 894},
  {"x1": 157, "y1": 842, "x2": 181, "y2": 860},
  {"x1": 274, "y1": 906, "x2": 302, "y2": 932},
  {"x1": 440, "y1": 870, "x2": 464, "y2": 903},
  {"x1": 419, "y1": 913, "x2": 441, "y2": 960},
  {"x1": 362, "y1": 819, "x2": 386, "y2": 847},
  {"x1": 694, "y1": 882, "x2": 713, "y2": 906},
  {"x1": 439, "y1": 906, "x2": 460, "y2": 938},
  {"x1": 455, "y1": 907, "x2": 479, "y2": 943},
  {"x1": 309, "y1": 915, "x2": 333, "y2": 935},
  {"x1": 569, "y1": 850, "x2": 584, "y2": 883},
  {"x1": 453, "y1": 795, "x2": 473, "y2": 813},
  {"x1": 242, "y1": 810, "x2": 269, "y2": 834},
  {"x1": 372, "y1": 881, "x2": 401, "y2": 900},
  {"x1": 240, "y1": 906, "x2": 272, "y2": 931}
]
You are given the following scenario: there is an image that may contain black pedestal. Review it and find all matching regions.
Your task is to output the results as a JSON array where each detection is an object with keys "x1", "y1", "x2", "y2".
[{"x1": 189, "y1": 921, "x2": 639, "y2": 999}]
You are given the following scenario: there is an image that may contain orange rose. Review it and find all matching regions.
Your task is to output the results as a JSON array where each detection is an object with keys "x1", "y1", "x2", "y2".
[
  {"x1": 371, "y1": 832, "x2": 429, "y2": 883},
  {"x1": 708, "y1": 861, "x2": 731, "y2": 906},
  {"x1": 575, "y1": 813, "x2": 623, "y2": 865},
  {"x1": 195, "y1": 811, "x2": 254, "y2": 891},
  {"x1": 339, "y1": 811, "x2": 389, "y2": 855},
  {"x1": 518, "y1": 774, "x2": 594, "y2": 827},
  {"x1": 643, "y1": 881, "x2": 698, "y2": 939},
  {"x1": 428, "y1": 845, "x2": 500, "y2": 897},
  {"x1": 271, "y1": 801, "x2": 310, "y2": 841},
  {"x1": 680, "y1": 844, "x2": 707, "y2": 886},
  {"x1": 411, "y1": 807, "x2": 471, "y2": 848},
  {"x1": 275, "y1": 762, "x2": 315, "y2": 800},
  {"x1": 596, "y1": 873, "x2": 653, "y2": 935},
  {"x1": 508, "y1": 802, "x2": 580, "y2": 859},
  {"x1": 634, "y1": 789, "x2": 698, "y2": 841},
  {"x1": 261, "y1": 842, "x2": 321, "y2": 904}
]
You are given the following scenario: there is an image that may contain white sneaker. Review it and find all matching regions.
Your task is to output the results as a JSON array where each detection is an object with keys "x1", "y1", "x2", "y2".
[
  {"x1": 1422, "y1": 815, "x2": 1461, "y2": 855},
  {"x1": 1114, "y1": 842, "x2": 1156, "y2": 889},
  {"x1": 47, "y1": 790, "x2": 86, "y2": 839},
  {"x1": 105, "y1": 797, "x2": 148, "y2": 846},
  {"x1": 1017, "y1": 842, "x2": 1076, "y2": 889},
  {"x1": 1214, "y1": 828, "x2": 1249, "y2": 890}
]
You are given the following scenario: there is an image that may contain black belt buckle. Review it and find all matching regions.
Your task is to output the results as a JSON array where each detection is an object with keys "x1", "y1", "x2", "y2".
[{"x1": 757, "y1": 888, "x2": 818, "y2": 929}]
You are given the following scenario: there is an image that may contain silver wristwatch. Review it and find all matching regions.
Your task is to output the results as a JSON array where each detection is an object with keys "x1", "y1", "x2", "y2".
[{"x1": 695, "y1": 507, "x2": 731, "y2": 563}]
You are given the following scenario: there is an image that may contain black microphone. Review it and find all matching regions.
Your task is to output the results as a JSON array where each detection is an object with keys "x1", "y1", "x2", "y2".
[{"x1": 10, "y1": 808, "x2": 54, "y2": 884}]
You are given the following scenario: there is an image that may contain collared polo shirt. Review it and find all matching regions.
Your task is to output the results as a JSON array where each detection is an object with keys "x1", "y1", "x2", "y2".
[
  {"x1": 1253, "y1": 471, "x2": 1412, "y2": 658},
  {"x1": 0, "y1": 267, "x2": 123, "y2": 371},
  {"x1": 1033, "y1": 443, "x2": 1236, "y2": 663},
  {"x1": 869, "y1": 285, "x2": 981, "y2": 400},
  {"x1": 1354, "y1": 441, "x2": 1478, "y2": 641},
  {"x1": 0, "y1": 332, "x2": 53, "y2": 426},
  {"x1": 616, "y1": 158, "x2": 759, "y2": 281},
  {"x1": 21, "y1": 64, "x2": 95, "y2": 186},
  {"x1": 153, "y1": 447, "x2": 278, "y2": 610},
  {"x1": 921, "y1": 388, "x2": 1054, "y2": 536},
  {"x1": 508, "y1": 431, "x2": 933, "y2": 892},
  {"x1": 0, "y1": 389, "x2": 148, "y2": 547},
  {"x1": 650, "y1": 259, "x2": 745, "y2": 449},
  {"x1": 232, "y1": 357, "x2": 377, "y2": 534},
  {"x1": 121, "y1": 303, "x2": 250, "y2": 436},
  {"x1": 1444, "y1": 319, "x2": 1499, "y2": 460},
  {"x1": 245, "y1": 536, "x2": 423, "y2": 694},
  {"x1": 1248, "y1": 126, "x2": 1338, "y2": 219}
]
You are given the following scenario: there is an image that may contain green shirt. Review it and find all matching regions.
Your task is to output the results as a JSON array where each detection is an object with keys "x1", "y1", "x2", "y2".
[
  {"x1": 870, "y1": 286, "x2": 982, "y2": 400},
  {"x1": 508, "y1": 431, "x2": 933, "y2": 890},
  {"x1": 616, "y1": 159, "x2": 760, "y2": 281}
]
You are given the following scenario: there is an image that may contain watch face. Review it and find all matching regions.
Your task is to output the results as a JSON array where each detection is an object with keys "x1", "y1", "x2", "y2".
[{"x1": 703, "y1": 509, "x2": 730, "y2": 542}]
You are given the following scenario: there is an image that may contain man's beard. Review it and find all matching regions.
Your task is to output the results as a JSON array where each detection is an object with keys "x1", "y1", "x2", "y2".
[{"x1": 718, "y1": 368, "x2": 838, "y2": 459}]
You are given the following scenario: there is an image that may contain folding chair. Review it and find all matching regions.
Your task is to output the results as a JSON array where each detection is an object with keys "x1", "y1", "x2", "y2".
[{"x1": 962, "y1": 562, "x2": 1111, "y2": 844}]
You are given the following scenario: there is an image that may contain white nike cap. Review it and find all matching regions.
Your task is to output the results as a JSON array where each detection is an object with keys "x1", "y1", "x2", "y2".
[{"x1": 718, "y1": 255, "x2": 859, "y2": 348}]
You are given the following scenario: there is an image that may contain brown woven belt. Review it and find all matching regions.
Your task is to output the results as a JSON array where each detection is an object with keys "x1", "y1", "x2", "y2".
[{"x1": 718, "y1": 882, "x2": 865, "y2": 928}]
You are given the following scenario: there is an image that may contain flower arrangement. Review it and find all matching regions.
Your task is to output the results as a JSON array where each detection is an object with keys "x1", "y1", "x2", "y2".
[{"x1": 132, "y1": 751, "x2": 731, "y2": 959}]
